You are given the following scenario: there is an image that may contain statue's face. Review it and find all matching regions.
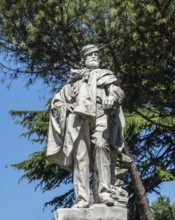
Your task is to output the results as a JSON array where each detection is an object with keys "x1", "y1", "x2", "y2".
[{"x1": 84, "y1": 52, "x2": 99, "y2": 69}]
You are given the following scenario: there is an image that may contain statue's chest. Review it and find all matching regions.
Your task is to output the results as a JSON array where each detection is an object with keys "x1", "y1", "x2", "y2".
[{"x1": 70, "y1": 70, "x2": 105, "y2": 100}]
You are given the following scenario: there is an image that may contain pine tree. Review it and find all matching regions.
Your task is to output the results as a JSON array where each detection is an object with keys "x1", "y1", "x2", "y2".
[{"x1": 152, "y1": 196, "x2": 175, "y2": 220}]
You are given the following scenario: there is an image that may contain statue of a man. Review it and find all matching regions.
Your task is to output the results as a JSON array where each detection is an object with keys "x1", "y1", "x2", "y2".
[{"x1": 47, "y1": 44, "x2": 125, "y2": 208}]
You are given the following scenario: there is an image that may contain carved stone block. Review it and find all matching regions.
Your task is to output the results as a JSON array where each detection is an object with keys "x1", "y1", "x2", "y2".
[{"x1": 54, "y1": 204, "x2": 127, "y2": 220}]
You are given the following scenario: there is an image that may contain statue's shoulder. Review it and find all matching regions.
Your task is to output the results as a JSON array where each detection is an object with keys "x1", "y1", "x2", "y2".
[
  {"x1": 94, "y1": 68, "x2": 114, "y2": 77},
  {"x1": 67, "y1": 68, "x2": 85, "y2": 83},
  {"x1": 95, "y1": 69, "x2": 118, "y2": 86}
]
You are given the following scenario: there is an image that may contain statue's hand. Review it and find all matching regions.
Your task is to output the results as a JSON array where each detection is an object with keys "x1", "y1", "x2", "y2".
[{"x1": 102, "y1": 95, "x2": 115, "y2": 111}]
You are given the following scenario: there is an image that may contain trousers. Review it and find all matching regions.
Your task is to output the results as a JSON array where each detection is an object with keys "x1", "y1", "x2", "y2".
[{"x1": 73, "y1": 109, "x2": 111, "y2": 206}]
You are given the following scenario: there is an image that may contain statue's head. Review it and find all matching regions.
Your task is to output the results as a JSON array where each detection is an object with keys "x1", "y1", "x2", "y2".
[{"x1": 80, "y1": 44, "x2": 99, "y2": 69}]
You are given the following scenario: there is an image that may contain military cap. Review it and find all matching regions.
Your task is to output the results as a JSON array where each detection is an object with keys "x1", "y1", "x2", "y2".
[{"x1": 80, "y1": 44, "x2": 99, "y2": 58}]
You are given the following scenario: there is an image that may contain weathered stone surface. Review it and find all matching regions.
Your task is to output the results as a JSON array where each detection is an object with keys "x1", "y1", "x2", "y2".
[
  {"x1": 47, "y1": 44, "x2": 128, "y2": 217},
  {"x1": 54, "y1": 204, "x2": 127, "y2": 220}
]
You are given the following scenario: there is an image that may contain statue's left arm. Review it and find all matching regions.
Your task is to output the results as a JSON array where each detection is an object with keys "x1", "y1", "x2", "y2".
[{"x1": 102, "y1": 83, "x2": 125, "y2": 113}]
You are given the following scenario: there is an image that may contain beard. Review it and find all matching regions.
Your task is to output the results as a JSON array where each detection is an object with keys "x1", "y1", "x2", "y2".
[{"x1": 85, "y1": 60, "x2": 99, "y2": 69}]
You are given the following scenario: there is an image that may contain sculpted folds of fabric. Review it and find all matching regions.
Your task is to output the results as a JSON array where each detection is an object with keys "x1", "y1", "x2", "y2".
[
  {"x1": 47, "y1": 69, "x2": 125, "y2": 170},
  {"x1": 47, "y1": 44, "x2": 129, "y2": 211}
]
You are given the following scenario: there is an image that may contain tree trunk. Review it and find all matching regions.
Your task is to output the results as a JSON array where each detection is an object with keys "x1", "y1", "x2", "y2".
[{"x1": 124, "y1": 143, "x2": 153, "y2": 220}]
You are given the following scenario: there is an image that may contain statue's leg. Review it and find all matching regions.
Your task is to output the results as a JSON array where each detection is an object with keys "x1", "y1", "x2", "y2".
[
  {"x1": 91, "y1": 114, "x2": 114, "y2": 206},
  {"x1": 73, "y1": 119, "x2": 91, "y2": 208},
  {"x1": 93, "y1": 142, "x2": 114, "y2": 205}
]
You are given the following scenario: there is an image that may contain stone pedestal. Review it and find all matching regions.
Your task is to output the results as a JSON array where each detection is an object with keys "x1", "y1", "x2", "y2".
[{"x1": 54, "y1": 204, "x2": 127, "y2": 220}]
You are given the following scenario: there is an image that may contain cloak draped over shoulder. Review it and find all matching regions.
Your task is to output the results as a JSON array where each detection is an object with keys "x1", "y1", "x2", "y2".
[{"x1": 46, "y1": 68, "x2": 125, "y2": 170}]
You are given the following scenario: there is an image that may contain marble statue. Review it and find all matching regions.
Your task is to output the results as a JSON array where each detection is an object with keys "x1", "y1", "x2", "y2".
[{"x1": 47, "y1": 44, "x2": 128, "y2": 210}]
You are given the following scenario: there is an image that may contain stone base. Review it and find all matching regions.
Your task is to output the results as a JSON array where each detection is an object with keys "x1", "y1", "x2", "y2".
[{"x1": 54, "y1": 204, "x2": 127, "y2": 220}]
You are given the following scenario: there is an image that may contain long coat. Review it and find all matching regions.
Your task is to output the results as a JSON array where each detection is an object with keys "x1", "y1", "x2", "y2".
[{"x1": 46, "y1": 68, "x2": 125, "y2": 171}]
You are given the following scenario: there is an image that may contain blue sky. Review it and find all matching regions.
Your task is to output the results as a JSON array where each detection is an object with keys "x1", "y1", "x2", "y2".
[
  {"x1": 0, "y1": 79, "x2": 56, "y2": 220},
  {"x1": 0, "y1": 77, "x2": 175, "y2": 220}
]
